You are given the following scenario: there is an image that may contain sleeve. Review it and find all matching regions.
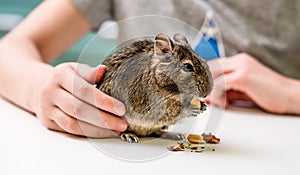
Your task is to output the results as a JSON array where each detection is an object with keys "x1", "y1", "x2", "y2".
[{"x1": 70, "y1": 0, "x2": 113, "y2": 31}]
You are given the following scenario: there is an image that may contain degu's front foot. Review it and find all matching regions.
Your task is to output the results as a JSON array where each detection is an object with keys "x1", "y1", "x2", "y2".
[
  {"x1": 190, "y1": 96, "x2": 207, "y2": 112},
  {"x1": 120, "y1": 133, "x2": 140, "y2": 143}
]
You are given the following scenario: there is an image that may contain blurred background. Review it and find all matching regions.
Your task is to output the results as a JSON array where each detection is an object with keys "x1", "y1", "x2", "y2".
[{"x1": 0, "y1": 0, "x2": 116, "y2": 66}]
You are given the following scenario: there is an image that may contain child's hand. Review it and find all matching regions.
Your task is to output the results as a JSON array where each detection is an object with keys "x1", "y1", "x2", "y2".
[
  {"x1": 35, "y1": 63, "x2": 127, "y2": 137},
  {"x1": 206, "y1": 53, "x2": 291, "y2": 114}
]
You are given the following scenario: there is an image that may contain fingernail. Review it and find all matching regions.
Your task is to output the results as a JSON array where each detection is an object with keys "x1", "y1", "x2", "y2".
[
  {"x1": 114, "y1": 100, "x2": 126, "y2": 116},
  {"x1": 117, "y1": 120, "x2": 128, "y2": 131},
  {"x1": 97, "y1": 65, "x2": 107, "y2": 70}
]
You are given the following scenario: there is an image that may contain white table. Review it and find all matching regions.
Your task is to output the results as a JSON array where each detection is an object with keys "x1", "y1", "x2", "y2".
[{"x1": 1, "y1": 96, "x2": 300, "y2": 175}]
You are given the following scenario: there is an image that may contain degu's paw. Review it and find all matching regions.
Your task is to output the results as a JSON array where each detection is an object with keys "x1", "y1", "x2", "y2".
[
  {"x1": 190, "y1": 97, "x2": 207, "y2": 111},
  {"x1": 120, "y1": 133, "x2": 139, "y2": 143}
]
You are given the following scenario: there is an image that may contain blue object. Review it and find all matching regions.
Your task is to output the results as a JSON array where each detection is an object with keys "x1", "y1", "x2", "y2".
[
  {"x1": 194, "y1": 33, "x2": 220, "y2": 60},
  {"x1": 193, "y1": 12, "x2": 224, "y2": 60}
]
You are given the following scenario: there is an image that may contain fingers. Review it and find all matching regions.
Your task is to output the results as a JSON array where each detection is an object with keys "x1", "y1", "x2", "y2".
[
  {"x1": 54, "y1": 64, "x2": 126, "y2": 116},
  {"x1": 207, "y1": 53, "x2": 289, "y2": 113},
  {"x1": 69, "y1": 63, "x2": 107, "y2": 84},
  {"x1": 38, "y1": 63, "x2": 128, "y2": 138},
  {"x1": 52, "y1": 107, "x2": 120, "y2": 138},
  {"x1": 208, "y1": 58, "x2": 233, "y2": 79},
  {"x1": 208, "y1": 53, "x2": 248, "y2": 79},
  {"x1": 206, "y1": 75, "x2": 228, "y2": 108},
  {"x1": 206, "y1": 54, "x2": 249, "y2": 107},
  {"x1": 207, "y1": 68, "x2": 252, "y2": 108},
  {"x1": 40, "y1": 118, "x2": 65, "y2": 133},
  {"x1": 53, "y1": 89, "x2": 127, "y2": 132},
  {"x1": 226, "y1": 90, "x2": 252, "y2": 102}
]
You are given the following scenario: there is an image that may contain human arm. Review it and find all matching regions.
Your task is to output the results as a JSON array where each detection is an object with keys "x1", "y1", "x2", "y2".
[
  {"x1": 207, "y1": 53, "x2": 300, "y2": 115},
  {"x1": 0, "y1": 0, "x2": 127, "y2": 137}
]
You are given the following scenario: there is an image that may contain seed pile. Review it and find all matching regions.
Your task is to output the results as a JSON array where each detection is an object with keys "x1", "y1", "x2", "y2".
[{"x1": 167, "y1": 133, "x2": 220, "y2": 153}]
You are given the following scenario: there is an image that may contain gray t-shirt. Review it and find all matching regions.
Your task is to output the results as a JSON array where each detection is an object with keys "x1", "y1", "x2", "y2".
[{"x1": 71, "y1": 0, "x2": 300, "y2": 79}]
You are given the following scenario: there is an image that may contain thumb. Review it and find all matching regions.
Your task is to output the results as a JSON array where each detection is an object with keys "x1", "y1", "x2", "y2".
[{"x1": 72, "y1": 63, "x2": 107, "y2": 84}]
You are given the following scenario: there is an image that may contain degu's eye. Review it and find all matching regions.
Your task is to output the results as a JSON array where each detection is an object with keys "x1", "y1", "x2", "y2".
[
  {"x1": 182, "y1": 63, "x2": 194, "y2": 72},
  {"x1": 164, "y1": 56, "x2": 172, "y2": 62}
]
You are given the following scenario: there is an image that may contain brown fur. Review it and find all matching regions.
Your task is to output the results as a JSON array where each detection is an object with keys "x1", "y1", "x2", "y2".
[{"x1": 97, "y1": 33, "x2": 213, "y2": 138}]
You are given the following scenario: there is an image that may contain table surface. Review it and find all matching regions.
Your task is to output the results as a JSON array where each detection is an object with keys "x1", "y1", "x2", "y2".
[{"x1": 1, "y1": 96, "x2": 300, "y2": 175}]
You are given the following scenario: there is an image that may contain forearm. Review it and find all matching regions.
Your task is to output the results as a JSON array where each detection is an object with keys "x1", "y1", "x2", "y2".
[
  {"x1": 0, "y1": 35, "x2": 53, "y2": 113},
  {"x1": 0, "y1": 0, "x2": 93, "y2": 114}
]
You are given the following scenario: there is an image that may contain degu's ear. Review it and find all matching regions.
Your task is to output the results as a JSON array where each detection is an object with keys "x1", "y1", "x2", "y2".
[
  {"x1": 154, "y1": 33, "x2": 174, "y2": 54},
  {"x1": 173, "y1": 33, "x2": 189, "y2": 44}
]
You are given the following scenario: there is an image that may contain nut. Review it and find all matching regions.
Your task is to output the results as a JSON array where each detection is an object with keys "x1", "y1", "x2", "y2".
[
  {"x1": 187, "y1": 134, "x2": 205, "y2": 144},
  {"x1": 190, "y1": 97, "x2": 202, "y2": 108}
]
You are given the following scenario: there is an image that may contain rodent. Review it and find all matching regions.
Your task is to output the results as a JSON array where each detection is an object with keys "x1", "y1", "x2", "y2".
[{"x1": 97, "y1": 33, "x2": 213, "y2": 143}]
